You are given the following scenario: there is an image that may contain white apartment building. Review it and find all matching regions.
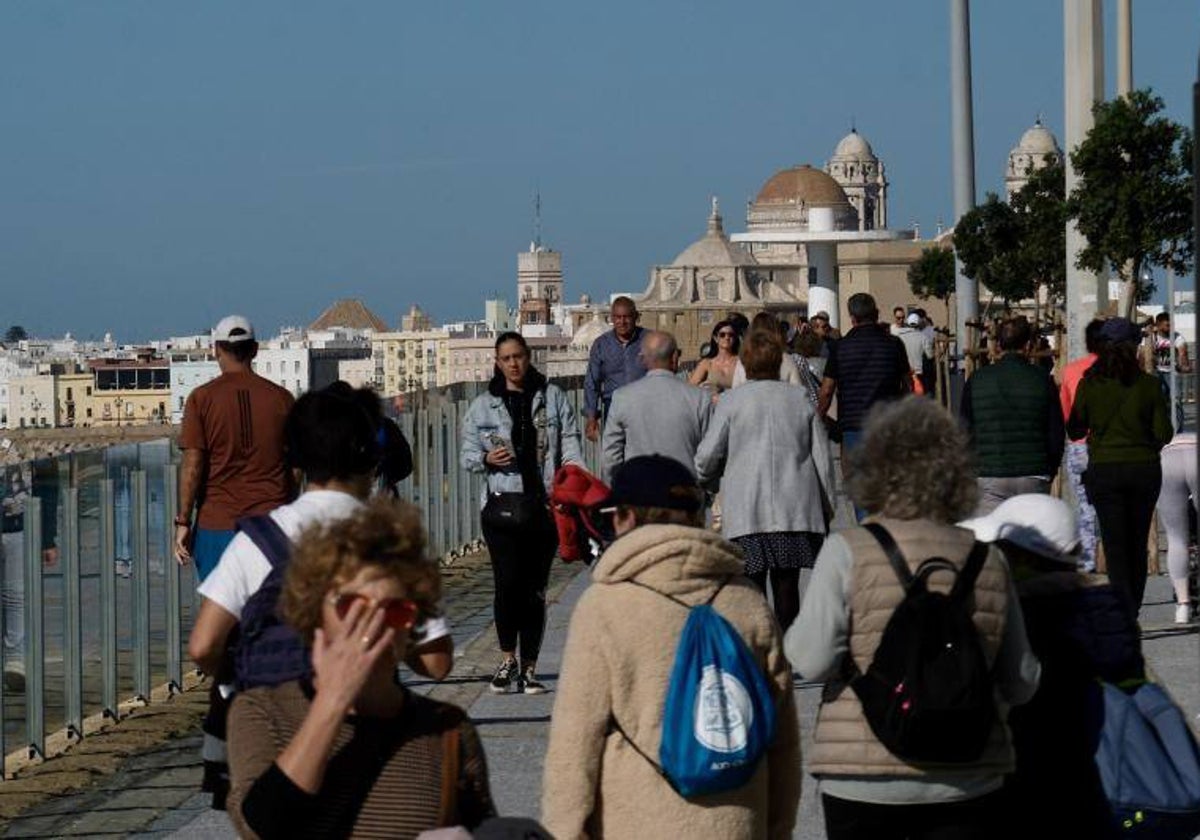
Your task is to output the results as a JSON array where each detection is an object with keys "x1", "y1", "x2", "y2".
[
  {"x1": 8, "y1": 373, "x2": 57, "y2": 428},
  {"x1": 170, "y1": 358, "x2": 220, "y2": 423}
]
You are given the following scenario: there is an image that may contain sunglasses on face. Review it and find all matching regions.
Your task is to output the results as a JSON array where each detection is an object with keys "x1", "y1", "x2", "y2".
[
  {"x1": 332, "y1": 593, "x2": 419, "y2": 630},
  {"x1": 717, "y1": 331, "x2": 735, "y2": 338}
]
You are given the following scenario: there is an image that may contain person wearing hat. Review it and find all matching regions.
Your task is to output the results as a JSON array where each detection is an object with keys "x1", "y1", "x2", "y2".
[
  {"x1": 893, "y1": 311, "x2": 932, "y2": 390},
  {"x1": 961, "y1": 494, "x2": 1143, "y2": 838},
  {"x1": 175, "y1": 315, "x2": 295, "y2": 581},
  {"x1": 1067, "y1": 316, "x2": 1173, "y2": 618},
  {"x1": 542, "y1": 455, "x2": 801, "y2": 840}
]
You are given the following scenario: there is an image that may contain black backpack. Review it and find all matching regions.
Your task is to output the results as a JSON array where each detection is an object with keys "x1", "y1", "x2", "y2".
[
  {"x1": 232, "y1": 515, "x2": 312, "y2": 691},
  {"x1": 846, "y1": 523, "x2": 996, "y2": 764}
]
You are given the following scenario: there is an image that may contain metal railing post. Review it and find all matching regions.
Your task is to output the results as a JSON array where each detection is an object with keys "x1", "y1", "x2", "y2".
[
  {"x1": 63, "y1": 488, "x2": 82, "y2": 742},
  {"x1": 164, "y1": 465, "x2": 182, "y2": 694},
  {"x1": 99, "y1": 479, "x2": 118, "y2": 719},
  {"x1": 431, "y1": 403, "x2": 446, "y2": 556},
  {"x1": 131, "y1": 471, "x2": 150, "y2": 703},
  {"x1": 399, "y1": 413, "x2": 416, "y2": 504},
  {"x1": 416, "y1": 410, "x2": 431, "y2": 546},
  {"x1": 446, "y1": 402, "x2": 461, "y2": 552},
  {"x1": 23, "y1": 497, "x2": 44, "y2": 759}
]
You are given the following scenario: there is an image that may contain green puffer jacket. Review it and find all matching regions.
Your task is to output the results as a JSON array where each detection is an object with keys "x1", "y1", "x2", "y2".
[{"x1": 961, "y1": 354, "x2": 1063, "y2": 478}]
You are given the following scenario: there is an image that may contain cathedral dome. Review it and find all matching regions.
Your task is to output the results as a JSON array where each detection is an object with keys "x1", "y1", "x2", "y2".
[
  {"x1": 1013, "y1": 120, "x2": 1061, "y2": 156},
  {"x1": 571, "y1": 318, "x2": 609, "y2": 350},
  {"x1": 755, "y1": 165, "x2": 851, "y2": 208},
  {"x1": 832, "y1": 129, "x2": 877, "y2": 161},
  {"x1": 672, "y1": 203, "x2": 757, "y2": 267}
]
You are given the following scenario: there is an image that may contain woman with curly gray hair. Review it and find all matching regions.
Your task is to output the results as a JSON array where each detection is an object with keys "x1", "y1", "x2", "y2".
[{"x1": 784, "y1": 397, "x2": 1039, "y2": 840}]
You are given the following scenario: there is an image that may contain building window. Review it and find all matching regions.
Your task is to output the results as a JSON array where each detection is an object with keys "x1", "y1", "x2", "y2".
[
  {"x1": 703, "y1": 276, "x2": 720, "y2": 300},
  {"x1": 664, "y1": 276, "x2": 680, "y2": 297},
  {"x1": 294, "y1": 361, "x2": 300, "y2": 374}
]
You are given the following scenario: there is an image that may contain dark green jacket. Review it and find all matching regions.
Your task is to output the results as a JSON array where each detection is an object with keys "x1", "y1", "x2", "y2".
[
  {"x1": 1066, "y1": 372, "x2": 1172, "y2": 465},
  {"x1": 960, "y1": 354, "x2": 1064, "y2": 477}
]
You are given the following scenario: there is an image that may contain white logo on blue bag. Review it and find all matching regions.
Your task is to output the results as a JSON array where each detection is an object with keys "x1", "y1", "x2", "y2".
[{"x1": 693, "y1": 664, "x2": 752, "y2": 753}]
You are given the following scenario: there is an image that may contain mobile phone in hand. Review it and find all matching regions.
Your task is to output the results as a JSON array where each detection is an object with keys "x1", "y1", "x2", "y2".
[{"x1": 485, "y1": 433, "x2": 512, "y2": 454}]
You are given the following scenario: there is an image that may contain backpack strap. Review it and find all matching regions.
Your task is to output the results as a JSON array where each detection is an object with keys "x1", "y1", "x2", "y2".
[
  {"x1": 237, "y1": 514, "x2": 291, "y2": 569},
  {"x1": 949, "y1": 541, "x2": 990, "y2": 601},
  {"x1": 862, "y1": 523, "x2": 913, "y2": 589}
]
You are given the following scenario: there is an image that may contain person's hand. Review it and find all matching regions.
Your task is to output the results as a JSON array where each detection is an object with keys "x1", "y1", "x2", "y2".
[
  {"x1": 310, "y1": 598, "x2": 395, "y2": 715},
  {"x1": 41, "y1": 547, "x2": 58, "y2": 568},
  {"x1": 484, "y1": 446, "x2": 514, "y2": 468},
  {"x1": 585, "y1": 416, "x2": 600, "y2": 442},
  {"x1": 173, "y1": 524, "x2": 193, "y2": 566}
]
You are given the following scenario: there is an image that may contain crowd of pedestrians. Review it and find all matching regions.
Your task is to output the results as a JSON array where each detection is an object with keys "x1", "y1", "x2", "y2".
[{"x1": 178, "y1": 299, "x2": 1191, "y2": 838}]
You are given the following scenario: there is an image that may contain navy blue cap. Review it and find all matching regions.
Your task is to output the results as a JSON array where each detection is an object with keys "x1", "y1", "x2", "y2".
[
  {"x1": 1099, "y1": 317, "x2": 1141, "y2": 345},
  {"x1": 602, "y1": 455, "x2": 703, "y2": 512}
]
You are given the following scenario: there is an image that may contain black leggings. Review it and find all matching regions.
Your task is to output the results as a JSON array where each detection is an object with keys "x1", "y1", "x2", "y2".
[
  {"x1": 746, "y1": 568, "x2": 800, "y2": 630},
  {"x1": 822, "y1": 790, "x2": 1007, "y2": 840},
  {"x1": 481, "y1": 508, "x2": 557, "y2": 663},
  {"x1": 1083, "y1": 460, "x2": 1162, "y2": 617}
]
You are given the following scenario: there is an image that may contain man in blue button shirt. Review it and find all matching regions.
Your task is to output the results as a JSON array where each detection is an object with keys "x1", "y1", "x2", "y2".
[{"x1": 584, "y1": 296, "x2": 648, "y2": 442}]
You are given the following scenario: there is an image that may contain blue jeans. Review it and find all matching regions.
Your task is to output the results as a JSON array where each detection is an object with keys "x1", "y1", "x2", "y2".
[
  {"x1": 193, "y1": 528, "x2": 236, "y2": 582},
  {"x1": 841, "y1": 429, "x2": 866, "y2": 522}
]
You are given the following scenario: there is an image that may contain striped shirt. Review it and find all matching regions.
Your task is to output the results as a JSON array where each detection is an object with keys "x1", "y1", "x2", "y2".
[
  {"x1": 823, "y1": 324, "x2": 910, "y2": 431},
  {"x1": 227, "y1": 680, "x2": 494, "y2": 838}
]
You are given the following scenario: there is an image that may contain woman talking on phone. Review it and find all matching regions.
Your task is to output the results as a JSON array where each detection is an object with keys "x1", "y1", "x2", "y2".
[{"x1": 462, "y1": 331, "x2": 583, "y2": 695}]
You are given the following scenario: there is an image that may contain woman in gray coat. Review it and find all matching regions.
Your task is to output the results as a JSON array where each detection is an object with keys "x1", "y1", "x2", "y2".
[{"x1": 696, "y1": 329, "x2": 835, "y2": 629}]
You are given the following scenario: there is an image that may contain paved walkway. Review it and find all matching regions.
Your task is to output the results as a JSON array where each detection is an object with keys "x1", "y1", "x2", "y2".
[
  {"x1": 3, "y1": 548, "x2": 1198, "y2": 838},
  {"x1": 11, "y1": 562, "x2": 1197, "y2": 839}
]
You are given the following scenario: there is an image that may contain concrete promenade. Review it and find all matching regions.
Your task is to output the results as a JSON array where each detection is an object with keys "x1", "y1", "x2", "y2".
[{"x1": 3, "y1": 553, "x2": 1197, "y2": 838}]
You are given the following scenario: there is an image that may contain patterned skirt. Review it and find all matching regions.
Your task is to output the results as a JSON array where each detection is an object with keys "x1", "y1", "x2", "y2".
[{"x1": 732, "y1": 531, "x2": 823, "y2": 576}]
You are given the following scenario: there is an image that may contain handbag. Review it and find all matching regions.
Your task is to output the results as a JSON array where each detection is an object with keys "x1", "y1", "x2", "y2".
[{"x1": 482, "y1": 492, "x2": 543, "y2": 530}]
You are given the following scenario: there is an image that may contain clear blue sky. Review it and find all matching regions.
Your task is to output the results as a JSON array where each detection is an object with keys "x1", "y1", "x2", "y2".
[{"x1": 2, "y1": 1, "x2": 1197, "y2": 342}]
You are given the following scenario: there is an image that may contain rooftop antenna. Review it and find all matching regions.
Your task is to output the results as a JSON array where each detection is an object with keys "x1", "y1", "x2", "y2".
[{"x1": 533, "y1": 188, "x2": 543, "y2": 251}]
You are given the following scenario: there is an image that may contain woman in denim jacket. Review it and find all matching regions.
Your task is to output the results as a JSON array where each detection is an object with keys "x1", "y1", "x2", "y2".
[{"x1": 461, "y1": 331, "x2": 583, "y2": 695}]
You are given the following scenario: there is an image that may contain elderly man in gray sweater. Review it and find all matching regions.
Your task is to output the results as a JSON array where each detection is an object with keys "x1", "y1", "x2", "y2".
[{"x1": 602, "y1": 331, "x2": 711, "y2": 481}]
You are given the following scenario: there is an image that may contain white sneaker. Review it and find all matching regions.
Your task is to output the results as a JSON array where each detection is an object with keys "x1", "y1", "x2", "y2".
[{"x1": 1176, "y1": 603, "x2": 1192, "y2": 625}]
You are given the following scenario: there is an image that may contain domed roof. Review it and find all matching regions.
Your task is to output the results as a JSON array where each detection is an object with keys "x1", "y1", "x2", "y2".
[
  {"x1": 755, "y1": 165, "x2": 851, "y2": 207},
  {"x1": 1014, "y1": 119, "x2": 1061, "y2": 156},
  {"x1": 672, "y1": 203, "x2": 756, "y2": 267},
  {"x1": 832, "y1": 129, "x2": 876, "y2": 161},
  {"x1": 572, "y1": 318, "x2": 609, "y2": 349}
]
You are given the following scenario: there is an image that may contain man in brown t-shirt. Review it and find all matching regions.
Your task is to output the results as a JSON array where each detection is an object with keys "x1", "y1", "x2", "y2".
[{"x1": 174, "y1": 315, "x2": 294, "y2": 580}]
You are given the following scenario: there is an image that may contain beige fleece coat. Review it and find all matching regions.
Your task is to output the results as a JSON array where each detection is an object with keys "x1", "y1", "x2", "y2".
[{"x1": 542, "y1": 524, "x2": 802, "y2": 840}]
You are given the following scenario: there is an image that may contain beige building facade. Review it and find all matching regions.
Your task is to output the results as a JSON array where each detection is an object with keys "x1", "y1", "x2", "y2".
[{"x1": 372, "y1": 330, "x2": 451, "y2": 396}]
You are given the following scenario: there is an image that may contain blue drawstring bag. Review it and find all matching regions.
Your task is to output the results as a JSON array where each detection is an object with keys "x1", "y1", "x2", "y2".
[
  {"x1": 611, "y1": 579, "x2": 777, "y2": 797},
  {"x1": 1096, "y1": 680, "x2": 1200, "y2": 838}
]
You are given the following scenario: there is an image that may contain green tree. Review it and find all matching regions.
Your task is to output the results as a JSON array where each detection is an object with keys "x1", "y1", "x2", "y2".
[
  {"x1": 3, "y1": 325, "x2": 27, "y2": 344},
  {"x1": 953, "y1": 193, "x2": 1035, "y2": 307},
  {"x1": 1066, "y1": 88, "x2": 1193, "y2": 315},
  {"x1": 1010, "y1": 159, "x2": 1066, "y2": 303},
  {"x1": 907, "y1": 245, "x2": 955, "y2": 324}
]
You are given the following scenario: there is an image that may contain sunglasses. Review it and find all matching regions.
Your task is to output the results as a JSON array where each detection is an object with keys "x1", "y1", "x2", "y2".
[
  {"x1": 332, "y1": 593, "x2": 419, "y2": 630},
  {"x1": 717, "y1": 331, "x2": 735, "y2": 338}
]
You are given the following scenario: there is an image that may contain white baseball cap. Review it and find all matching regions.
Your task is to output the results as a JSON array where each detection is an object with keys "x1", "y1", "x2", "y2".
[
  {"x1": 906, "y1": 312, "x2": 921, "y2": 326},
  {"x1": 960, "y1": 494, "x2": 1080, "y2": 563},
  {"x1": 213, "y1": 315, "x2": 255, "y2": 343}
]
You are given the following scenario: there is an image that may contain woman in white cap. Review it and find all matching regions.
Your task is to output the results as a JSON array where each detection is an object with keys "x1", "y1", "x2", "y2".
[{"x1": 962, "y1": 494, "x2": 1143, "y2": 839}]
